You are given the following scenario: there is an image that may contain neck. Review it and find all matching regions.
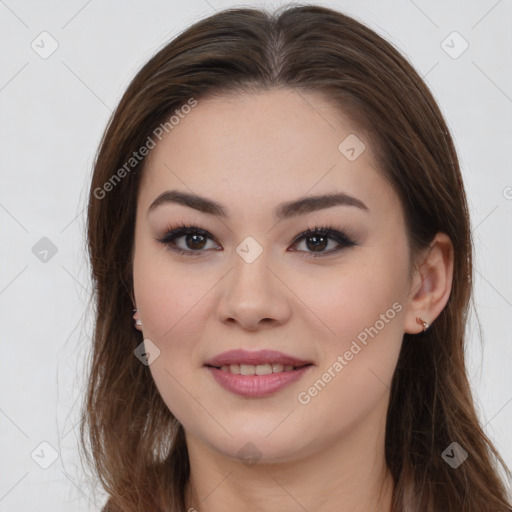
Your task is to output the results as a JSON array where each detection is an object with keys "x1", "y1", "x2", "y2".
[{"x1": 183, "y1": 402, "x2": 394, "y2": 512}]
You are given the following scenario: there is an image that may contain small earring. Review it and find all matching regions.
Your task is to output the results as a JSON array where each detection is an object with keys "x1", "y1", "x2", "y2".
[
  {"x1": 133, "y1": 308, "x2": 142, "y2": 328},
  {"x1": 416, "y1": 316, "x2": 429, "y2": 332}
]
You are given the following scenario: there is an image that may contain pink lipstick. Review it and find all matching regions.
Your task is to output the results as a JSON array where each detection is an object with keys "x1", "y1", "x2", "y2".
[{"x1": 204, "y1": 349, "x2": 313, "y2": 398}]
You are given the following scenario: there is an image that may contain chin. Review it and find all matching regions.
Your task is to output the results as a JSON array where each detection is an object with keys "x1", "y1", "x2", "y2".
[{"x1": 190, "y1": 425, "x2": 318, "y2": 466}]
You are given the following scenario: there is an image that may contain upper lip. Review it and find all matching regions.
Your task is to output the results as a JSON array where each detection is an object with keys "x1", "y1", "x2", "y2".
[{"x1": 204, "y1": 349, "x2": 313, "y2": 368}]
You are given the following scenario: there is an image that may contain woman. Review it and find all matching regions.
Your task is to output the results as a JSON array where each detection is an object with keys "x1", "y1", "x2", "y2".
[{"x1": 81, "y1": 5, "x2": 512, "y2": 511}]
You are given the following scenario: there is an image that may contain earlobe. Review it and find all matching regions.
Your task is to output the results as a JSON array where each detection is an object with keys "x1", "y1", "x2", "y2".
[
  {"x1": 404, "y1": 233, "x2": 454, "y2": 335},
  {"x1": 415, "y1": 316, "x2": 430, "y2": 332},
  {"x1": 133, "y1": 308, "x2": 143, "y2": 330}
]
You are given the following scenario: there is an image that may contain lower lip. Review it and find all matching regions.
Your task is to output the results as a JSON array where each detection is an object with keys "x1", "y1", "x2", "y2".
[{"x1": 205, "y1": 365, "x2": 313, "y2": 398}]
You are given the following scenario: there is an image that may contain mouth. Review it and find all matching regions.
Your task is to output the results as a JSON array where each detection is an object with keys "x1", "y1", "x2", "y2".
[
  {"x1": 203, "y1": 349, "x2": 313, "y2": 372},
  {"x1": 205, "y1": 362, "x2": 313, "y2": 375},
  {"x1": 203, "y1": 349, "x2": 314, "y2": 398}
]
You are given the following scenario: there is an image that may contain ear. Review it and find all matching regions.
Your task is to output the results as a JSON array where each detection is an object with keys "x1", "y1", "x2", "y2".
[{"x1": 404, "y1": 232, "x2": 454, "y2": 334}]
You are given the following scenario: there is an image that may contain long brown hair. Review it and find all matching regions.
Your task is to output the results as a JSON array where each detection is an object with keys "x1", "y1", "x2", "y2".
[{"x1": 81, "y1": 5, "x2": 511, "y2": 511}]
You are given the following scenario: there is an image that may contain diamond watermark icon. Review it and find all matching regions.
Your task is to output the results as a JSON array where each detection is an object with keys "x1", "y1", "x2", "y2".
[
  {"x1": 31, "y1": 441, "x2": 59, "y2": 469},
  {"x1": 338, "y1": 134, "x2": 365, "y2": 161},
  {"x1": 441, "y1": 31, "x2": 469, "y2": 59},
  {"x1": 31, "y1": 31, "x2": 59, "y2": 59},
  {"x1": 236, "y1": 236, "x2": 263, "y2": 264},
  {"x1": 32, "y1": 237, "x2": 58, "y2": 263},
  {"x1": 134, "y1": 339, "x2": 161, "y2": 366},
  {"x1": 236, "y1": 442, "x2": 262, "y2": 467},
  {"x1": 442, "y1": 441, "x2": 468, "y2": 469}
]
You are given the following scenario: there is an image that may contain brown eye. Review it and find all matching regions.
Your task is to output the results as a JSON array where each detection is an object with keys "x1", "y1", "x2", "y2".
[
  {"x1": 157, "y1": 225, "x2": 220, "y2": 256},
  {"x1": 184, "y1": 233, "x2": 208, "y2": 250},
  {"x1": 290, "y1": 227, "x2": 356, "y2": 257},
  {"x1": 304, "y1": 233, "x2": 329, "y2": 252},
  {"x1": 157, "y1": 224, "x2": 356, "y2": 258}
]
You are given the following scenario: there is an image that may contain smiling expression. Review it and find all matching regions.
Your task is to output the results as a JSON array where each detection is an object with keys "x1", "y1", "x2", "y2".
[{"x1": 132, "y1": 88, "x2": 415, "y2": 462}]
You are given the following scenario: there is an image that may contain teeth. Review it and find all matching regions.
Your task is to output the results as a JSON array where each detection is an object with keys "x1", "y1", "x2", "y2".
[
  {"x1": 219, "y1": 363, "x2": 298, "y2": 375},
  {"x1": 240, "y1": 364, "x2": 255, "y2": 375}
]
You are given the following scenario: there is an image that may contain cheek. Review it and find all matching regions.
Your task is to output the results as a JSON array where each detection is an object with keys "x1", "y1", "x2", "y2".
[
  {"x1": 133, "y1": 242, "x2": 216, "y2": 341},
  {"x1": 292, "y1": 281, "x2": 405, "y2": 446},
  {"x1": 302, "y1": 245, "x2": 408, "y2": 402},
  {"x1": 310, "y1": 255, "x2": 407, "y2": 348},
  {"x1": 132, "y1": 249, "x2": 215, "y2": 425}
]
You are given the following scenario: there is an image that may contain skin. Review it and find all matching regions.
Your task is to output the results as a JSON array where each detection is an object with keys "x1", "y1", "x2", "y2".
[{"x1": 132, "y1": 89, "x2": 454, "y2": 512}]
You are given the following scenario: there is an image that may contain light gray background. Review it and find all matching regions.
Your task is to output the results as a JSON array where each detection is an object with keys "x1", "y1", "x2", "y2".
[{"x1": 1, "y1": 0, "x2": 511, "y2": 510}]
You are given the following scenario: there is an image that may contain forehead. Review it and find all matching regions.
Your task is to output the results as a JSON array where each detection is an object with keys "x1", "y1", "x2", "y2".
[{"x1": 139, "y1": 89, "x2": 398, "y2": 219}]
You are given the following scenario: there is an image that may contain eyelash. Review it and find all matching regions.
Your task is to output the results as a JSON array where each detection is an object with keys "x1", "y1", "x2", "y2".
[{"x1": 156, "y1": 222, "x2": 357, "y2": 258}]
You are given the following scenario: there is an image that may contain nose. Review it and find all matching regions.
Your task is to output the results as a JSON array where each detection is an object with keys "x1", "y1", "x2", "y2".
[{"x1": 216, "y1": 248, "x2": 292, "y2": 332}]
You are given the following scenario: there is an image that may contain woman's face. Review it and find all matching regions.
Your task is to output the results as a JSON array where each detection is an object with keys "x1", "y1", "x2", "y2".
[{"x1": 133, "y1": 88, "x2": 416, "y2": 463}]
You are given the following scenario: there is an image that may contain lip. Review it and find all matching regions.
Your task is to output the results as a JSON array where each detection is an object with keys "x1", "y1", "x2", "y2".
[
  {"x1": 203, "y1": 349, "x2": 314, "y2": 398},
  {"x1": 204, "y1": 349, "x2": 312, "y2": 368},
  {"x1": 206, "y1": 365, "x2": 313, "y2": 398}
]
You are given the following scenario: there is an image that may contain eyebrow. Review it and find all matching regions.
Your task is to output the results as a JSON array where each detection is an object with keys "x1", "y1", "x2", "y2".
[{"x1": 147, "y1": 189, "x2": 369, "y2": 220}]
